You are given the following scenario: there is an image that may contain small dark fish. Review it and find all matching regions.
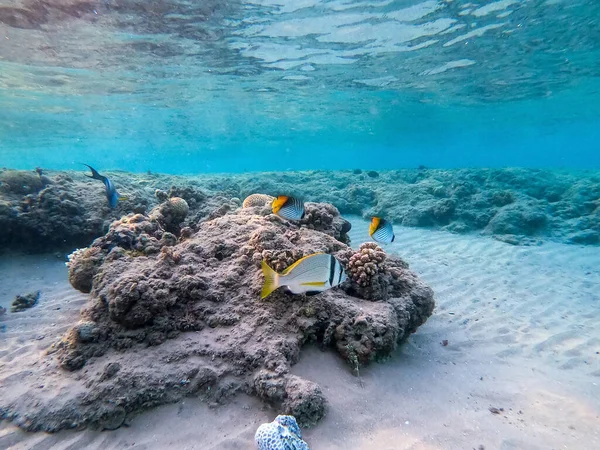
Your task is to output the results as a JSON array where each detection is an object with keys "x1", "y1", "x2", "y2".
[
  {"x1": 82, "y1": 164, "x2": 127, "y2": 208},
  {"x1": 35, "y1": 167, "x2": 43, "y2": 178},
  {"x1": 272, "y1": 195, "x2": 305, "y2": 221},
  {"x1": 369, "y1": 217, "x2": 395, "y2": 243}
]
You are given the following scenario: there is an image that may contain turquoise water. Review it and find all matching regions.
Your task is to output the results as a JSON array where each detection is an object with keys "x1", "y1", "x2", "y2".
[
  {"x1": 1, "y1": 0, "x2": 600, "y2": 172},
  {"x1": 2, "y1": 1, "x2": 600, "y2": 446}
]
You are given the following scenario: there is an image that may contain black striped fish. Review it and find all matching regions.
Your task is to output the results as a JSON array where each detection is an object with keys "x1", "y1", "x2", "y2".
[
  {"x1": 272, "y1": 195, "x2": 305, "y2": 221},
  {"x1": 369, "y1": 217, "x2": 395, "y2": 243},
  {"x1": 260, "y1": 253, "x2": 347, "y2": 299}
]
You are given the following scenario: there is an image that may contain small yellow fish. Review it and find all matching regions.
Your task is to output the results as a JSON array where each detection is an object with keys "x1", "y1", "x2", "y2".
[
  {"x1": 369, "y1": 217, "x2": 395, "y2": 243},
  {"x1": 261, "y1": 253, "x2": 347, "y2": 299},
  {"x1": 272, "y1": 195, "x2": 305, "y2": 221}
]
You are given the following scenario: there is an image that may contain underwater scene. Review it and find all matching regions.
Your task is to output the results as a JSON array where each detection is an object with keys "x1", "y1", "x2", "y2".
[{"x1": 1, "y1": 0, "x2": 599, "y2": 449}]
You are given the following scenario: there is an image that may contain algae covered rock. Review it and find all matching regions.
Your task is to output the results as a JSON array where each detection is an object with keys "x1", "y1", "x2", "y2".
[
  {"x1": 0, "y1": 170, "x2": 146, "y2": 252},
  {"x1": 485, "y1": 204, "x2": 547, "y2": 237},
  {"x1": 2, "y1": 202, "x2": 434, "y2": 433},
  {"x1": 11, "y1": 291, "x2": 40, "y2": 312},
  {"x1": 0, "y1": 170, "x2": 46, "y2": 195},
  {"x1": 149, "y1": 196, "x2": 189, "y2": 233}
]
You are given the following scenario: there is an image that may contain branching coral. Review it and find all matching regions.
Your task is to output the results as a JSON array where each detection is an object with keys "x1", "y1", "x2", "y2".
[{"x1": 347, "y1": 242, "x2": 387, "y2": 287}]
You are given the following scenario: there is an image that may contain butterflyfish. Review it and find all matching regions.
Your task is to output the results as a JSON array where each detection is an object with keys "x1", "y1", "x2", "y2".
[
  {"x1": 82, "y1": 164, "x2": 128, "y2": 208},
  {"x1": 369, "y1": 217, "x2": 395, "y2": 244},
  {"x1": 272, "y1": 195, "x2": 305, "y2": 221},
  {"x1": 260, "y1": 253, "x2": 347, "y2": 299}
]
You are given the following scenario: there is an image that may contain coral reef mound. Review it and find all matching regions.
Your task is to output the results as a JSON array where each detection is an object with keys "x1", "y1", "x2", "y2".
[{"x1": 0, "y1": 201, "x2": 433, "y2": 433}]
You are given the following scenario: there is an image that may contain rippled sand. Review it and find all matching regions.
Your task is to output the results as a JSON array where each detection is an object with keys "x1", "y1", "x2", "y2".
[{"x1": 1, "y1": 219, "x2": 599, "y2": 449}]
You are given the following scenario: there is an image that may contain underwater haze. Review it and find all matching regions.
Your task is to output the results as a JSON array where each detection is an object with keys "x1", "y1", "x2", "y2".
[
  {"x1": 1, "y1": 0, "x2": 600, "y2": 172},
  {"x1": 2, "y1": 1, "x2": 600, "y2": 449}
]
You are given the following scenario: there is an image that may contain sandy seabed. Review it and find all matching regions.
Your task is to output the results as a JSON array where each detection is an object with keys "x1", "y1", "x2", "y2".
[{"x1": 0, "y1": 218, "x2": 598, "y2": 450}]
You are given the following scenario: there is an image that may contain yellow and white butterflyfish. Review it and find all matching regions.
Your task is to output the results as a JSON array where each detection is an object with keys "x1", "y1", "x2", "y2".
[
  {"x1": 271, "y1": 195, "x2": 305, "y2": 221},
  {"x1": 260, "y1": 252, "x2": 347, "y2": 299},
  {"x1": 369, "y1": 217, "x2": 395, "y2": 244}
]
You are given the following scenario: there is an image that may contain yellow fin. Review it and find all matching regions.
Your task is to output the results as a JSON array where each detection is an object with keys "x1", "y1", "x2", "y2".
[
  {"x1": 281, "y1": 252, "x2": 326, "y2": 275},
  {"x1": 300, "y1": 281, "x2": 326, "y2": 287},
  {"x1": 271, "y1": 196, "x2": 288, "y2": 214},
  {"x1": 369, "y1": 217, "x2": 380, "y2": 236},
  {"x1": 118, "y1": 196, "x2": 129, "y2": 201},
  {"x1": 261, "y1": 260, "x2": 279, "y2": 299}
]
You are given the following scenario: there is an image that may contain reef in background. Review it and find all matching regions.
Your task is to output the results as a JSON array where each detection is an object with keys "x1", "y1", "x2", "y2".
[
  {"x1": 0, "y1": 200, "x2": 434, "y2": 432},
  {"x1": 0, "y1": 167, "x2": 598, "y2": 252}
]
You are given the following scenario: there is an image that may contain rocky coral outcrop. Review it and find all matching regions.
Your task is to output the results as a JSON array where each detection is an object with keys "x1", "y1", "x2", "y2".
[
  {"x1": 148, "y1": 196, "x2": 189, "y2": 233},
  {"x1": 0, "y1": 201, "x2": 434, "y2": 433},
  {"x1": 3, "y1": 168, "x2": 596, "y2": 252},
  {"x1": 233, "y1": 168, "x2": 600, "y2": 246},
  {"x1": 0, "y1": 169, "x2": 146, "y2": 252}
]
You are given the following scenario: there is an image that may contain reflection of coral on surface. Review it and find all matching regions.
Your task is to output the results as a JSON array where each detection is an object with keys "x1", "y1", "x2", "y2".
[{"x1": 0, "y1": 203, "x2": 434, "y2": 433}]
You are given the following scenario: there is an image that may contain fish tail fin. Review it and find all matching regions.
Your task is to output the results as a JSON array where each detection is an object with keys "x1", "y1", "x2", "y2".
[
  {"x1": 260, "y1": 260, "x2": 279, "y2": 299},
  {"x1": 81, "y1": 163, "x2": 103, "y2": 181}
]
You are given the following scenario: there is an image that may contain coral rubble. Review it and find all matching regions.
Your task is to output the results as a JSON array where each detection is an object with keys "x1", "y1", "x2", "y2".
[
  {"x1": 0, "y1": 200, "x2": 433, "y2": 432},
  {"x1": 11, "y1": 291, "x2": 40, "y2": 312}
]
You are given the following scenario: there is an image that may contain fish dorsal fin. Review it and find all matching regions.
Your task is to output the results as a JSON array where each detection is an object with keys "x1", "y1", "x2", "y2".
[
  {"x1": 369, "y1": 217, "x2": 381, "y2": 236},
  {"x1": 281, "y1": 252, "x2": 326, "y2": 275}
]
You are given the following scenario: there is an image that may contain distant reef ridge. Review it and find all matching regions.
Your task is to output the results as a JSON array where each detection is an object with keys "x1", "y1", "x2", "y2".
[{"x1": 0, "y1": 167, "x2": 598, "y2": 251}]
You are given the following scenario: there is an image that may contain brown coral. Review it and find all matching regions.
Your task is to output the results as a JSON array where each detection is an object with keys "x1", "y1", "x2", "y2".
[
  {"x1": 347, "y1": 242, "x2": 387, "y2": 287},
  {"x1": 67, "y1": 247, "x2": 105, "y2": 293},
  {"x1": 242, "y1": 193, "x2": 274, "y2": 208},
  {"x1": 149, "y1": 197, "x2": 189, "y2": 233},
  {"x1": 260, "y1": 249, "x2": 306, "y2": 273},
  {"x1": 2, "y1": 205, "x2": 434, "y2": 433},
  {"x1": 300, "y1": 202, "x2": 352, "y2": 243},
  {"x1": 344, "y1": 242, "x2": 410, "y2": 301}
]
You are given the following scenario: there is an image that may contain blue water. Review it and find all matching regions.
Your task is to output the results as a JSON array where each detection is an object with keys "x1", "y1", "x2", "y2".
[{"x1": 1, "y1": 0, "x2": 600, "y2": 172}]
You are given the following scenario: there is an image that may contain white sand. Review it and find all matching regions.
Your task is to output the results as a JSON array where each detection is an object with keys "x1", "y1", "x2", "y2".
[{"x1": 1, "y1": 219, "x2": 599, "y2": 449}]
